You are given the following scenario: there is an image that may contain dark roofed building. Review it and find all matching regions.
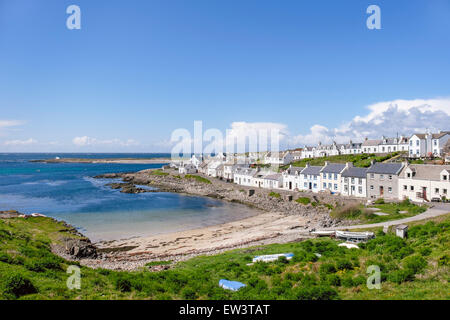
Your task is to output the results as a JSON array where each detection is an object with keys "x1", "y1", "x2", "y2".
[{"x1": 366, "y1": 161, "x2": 405, "y2": 200}]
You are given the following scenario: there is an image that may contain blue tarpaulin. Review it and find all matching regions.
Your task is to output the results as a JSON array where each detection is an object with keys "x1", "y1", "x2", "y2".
[{"x1": 219, "y1": 279, "x2": 246, "y2": 291}]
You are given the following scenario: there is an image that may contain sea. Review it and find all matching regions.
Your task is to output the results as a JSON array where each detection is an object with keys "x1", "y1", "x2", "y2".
[{"x1": 0, "y1": 153, "x2": 257, "y2": 242}]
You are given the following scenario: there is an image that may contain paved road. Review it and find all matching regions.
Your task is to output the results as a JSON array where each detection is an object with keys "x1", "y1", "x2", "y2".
[{"x1": 330, "y1": 203, "x2": 450, "y2": 230}]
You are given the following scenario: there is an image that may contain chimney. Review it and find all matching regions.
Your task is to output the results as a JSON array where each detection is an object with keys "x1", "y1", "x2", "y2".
[
  {"x1": 346, "y1": 162, "x2": 353, "y2": 168},
  {"x1": 365, "y1": 137, "x2": 368, "y2": 141},
  {"x1": 305, "y1": 163, "x2": 310, "y2": 168},
  {"x1": 324, "y1": 161, "x2": 329, "y2": 166},
  {"x1": 370, "y1": 160, "x2": 376, "y2": 166}
]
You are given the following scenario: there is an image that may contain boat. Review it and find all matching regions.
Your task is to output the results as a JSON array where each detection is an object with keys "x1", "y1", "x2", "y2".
[
  {"x1": 252, "y1": 253, "x2": 294, "y2": 263},
  {"x1": 335, "y1": 230, "x2": 374, "y2": 242},
  {"x1": 310, "y1": 230, "x2": 336, "y2": 237},
  {"x1": 219, "y1": 279, "x2": 246, "y2": 291}
]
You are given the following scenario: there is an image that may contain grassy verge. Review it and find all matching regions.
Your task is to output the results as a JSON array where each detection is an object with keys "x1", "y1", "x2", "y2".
[
  {"x1": 269, "y1": 192, "x2": 281, "y2": 198},
  {"x1": 1, "y1": 214, "x2": 448, "y2": 300},
  {"x1": 149, "y1": 170, "x2": 169, "y2": 176},
  {"x1": 184, "y1": 175, "x2": 212, "y2": 184},
  {"x1": 331, "y1": 200, "x2": 428, "y2": 224},
  {"x1": 281, "y1": 152, "x2": 402, "y2": 170}
]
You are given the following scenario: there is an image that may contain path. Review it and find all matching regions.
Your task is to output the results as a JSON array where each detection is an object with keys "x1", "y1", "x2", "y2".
[{"x1": 329, "y1": 203, "x2": 450, "y2": 230}]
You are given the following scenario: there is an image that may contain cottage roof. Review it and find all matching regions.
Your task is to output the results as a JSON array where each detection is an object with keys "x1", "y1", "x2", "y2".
[
  {"x1": 366, "y1": 162, "x2": 404, "y2": 175},
  {"x1": 321, "y1": 163, "x2": 346, "y2": 174},
  {"x1": 362, "y1": 139, "x2": 382, "y2": 147},
  {"x1": 301, "y1": 165, "x2": 322, "y2": 175},
  {"x1": 285, "y1": 166, "x2": 304, "y2": 175},
  {"x1": 341, "y1": 167, "x2": 368, "y2": 178},
  {"x1": 264, "y1": 173, "x2": 282, "y2": 180},
  {"x1": 400, "y1": 164, "x2": 450, "y2": 181}
]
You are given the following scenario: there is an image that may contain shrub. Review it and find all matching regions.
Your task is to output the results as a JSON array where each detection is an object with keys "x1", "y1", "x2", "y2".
[
  {"x1": 181, "y1": 287, "x2": 198, "y2": 300},
  {"x1": 296, "y1": 197, "x2": 311, "y2": 205},
  {"x1": 437, "y1": 254, "x2": 449, "y2": 266},
  {"x1": 336, "y1": 259, "x2": 353, "y2": 271},
  {"x1": 331, "y1": 204, "x2": 364, "y2": 219},
  {"x1": 3, "y1": 273, "x2": 37, "y2": 298},
  {"x1": 374, "y1": 198, "x2": 385, "y2": 204},
  {"x1": 388, "y1": 269, "x2": 414, "y2": 284},
  {"x1": 325, "y1": 274, "x2": 341, "y2": 286},
  {"x1": 319, "y1": 263, "x2": 336, "y2": 274},
  {"x1": 293, "y1": 285, "x2": 339, "y2": 300},
  {"x1": 341, "y1": 276, "x2": 354, "y2": 288},
  {"x1": 403, "y1": 255, "x2": 427, "y2": 274},
  {"x1": 185, "y1": 175, "x2": 211, "y2": 184},
  {"x1": 269, "y1": 192, "x2": 281, "y2": 198},
  {"x1": 115, "y1": 277, "x2": 132, "y2": 292},
  {"x1": 0, "y1": 252, "x2": 13, "y2": 264}
]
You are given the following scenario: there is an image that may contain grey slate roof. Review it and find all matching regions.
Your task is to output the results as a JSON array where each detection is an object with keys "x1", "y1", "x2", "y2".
[
  {"x1": 362, "y1": 139, "x2": 382, "y2": 147},
  {"x1": 342, "y1": 167, "x2": 368, "y2": 178},
  {"x1": 301, "y1": 166, "x2": 322, "y2": 175},
  {"x1": 286, "y1": 166, "x2": 304, "y2": 175},
  {"x1": 321, "y1": 163, "x2": 346, "y2": 174},
  {"x1": 366, "y1": 162, "x2": 404, "y2": 175}
]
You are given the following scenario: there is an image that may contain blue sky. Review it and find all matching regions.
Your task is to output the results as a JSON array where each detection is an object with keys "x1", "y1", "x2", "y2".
[{"x1": 0, "y1": 0, "x2": 449, "y2": 152}]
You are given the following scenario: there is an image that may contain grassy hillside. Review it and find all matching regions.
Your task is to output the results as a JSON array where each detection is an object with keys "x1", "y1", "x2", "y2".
[
  {"x1": 0, "y1": 214, "x2": 448, "y2": 300},
  {"x1": 281, "y1": 152, "x2": 402, "y2": 170}
]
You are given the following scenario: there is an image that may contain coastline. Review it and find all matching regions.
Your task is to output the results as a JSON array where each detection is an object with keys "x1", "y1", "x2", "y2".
[
  {"x1": 84, "y1": 168, "x2": 353, "y2": 270},
  {"x1": 30, "y1": 158, "x2": 171, "y2": 164}
]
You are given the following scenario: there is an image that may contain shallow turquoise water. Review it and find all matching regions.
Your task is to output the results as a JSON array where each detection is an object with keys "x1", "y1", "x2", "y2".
[{"x1": 0, "y1": 154, "x2": 257, "y2": 241}]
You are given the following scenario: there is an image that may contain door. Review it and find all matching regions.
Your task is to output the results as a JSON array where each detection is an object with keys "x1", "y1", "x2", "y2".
[
  {"x1": 380, "y1": 186, "x2": 384, "y2": 196},
  {"x1": 309, "y1": 182, "x2": 312, "y2": 190},
  {"x1": 422, "y1": 187, "x2": 427, "y2": 201},
  {"x1": 289, "y1": 182, "x2": 292, "y2": 190}
]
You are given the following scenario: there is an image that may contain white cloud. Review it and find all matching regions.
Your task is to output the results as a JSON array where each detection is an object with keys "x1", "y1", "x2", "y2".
[
  {"x1": 0, "y1": 120, "x2": 25, "y2": 128},
  {"x1": 292, "y1": 98, "x2": 450, "y2": 146},
  {"x1": 3, "y1": 138, "x2": 37, "y2": 146},
  {"x1": 72, "y1": 136, "x2": 140, "y2": 147}
]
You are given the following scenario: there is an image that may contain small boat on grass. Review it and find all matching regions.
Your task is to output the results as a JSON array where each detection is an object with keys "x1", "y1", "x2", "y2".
[
  {"x1": 219, "y1": 279, "x2": 246, "y2": 291},
  {"x1": 252, "y1": 253, "x2": 294, "y2": 263}
]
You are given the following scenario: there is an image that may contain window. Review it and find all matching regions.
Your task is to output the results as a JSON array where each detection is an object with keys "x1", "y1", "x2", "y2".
[
  {"x1": 443, "y1": 175, "x2": 448, "y2": 181},
  {"x1": 313, "y1": 183, "x2": 317, "y2": 188},
  {"x1": 416, "y1": 140, "x2": 419, "y2": 146},
  {"x1": 407, "y1": 172, "x2": 411, "y2": 178},
  {"x1": 410, "y1": 186, "x2": 414, "y2": 191},
  {"x1": 344, "y1": 185, "x2": 348, "y2": 192},
  {"x1": 304, "y1": 182, "x2": 307, "y2": 187},
  {"x1": 334, "y1": 184, "x2": 338, "y2": 190},
  {"x1": 358, "y1": 186, "x2": 362, "y2": 194},
  {"x1": 328, "y1": 183, "x2": 332, "y2": 189},
  {"x1": 410, "y1": 140, "x2": 412, "y2": 146},
  {"x1": 435, "y1": 188, "x2": 439, "y2": 193},
  {"x1": 388, "y1": 175, "x2": 392, "y2": 180},
  {"x1": 334, "y1": 174, "x2": 337, "y2": 180},
  {"x1": 344, "y1": 178, "x2": 348, "y2": 183},
  {"x1": 370, "y1": 185, "x2": 374, "y2": 190},
  {"x1": 351, "y1": 178, "x2": 355, "y2": 184},
  {"x1": 388, "y1": 187, "x2": 392, "y2": 193},
  {"x1": 323, "y1": 183, "x2": 326, "y2": 188},
  {"x1": 434, "y1": 140, "x2": 437, "y2": 146},
  {"x1": 403, "y1": 185, "x2": 407, "y2": 190},
  {"x1": 370, "y1": 173, "x2": 374, "y2": 179},
  {"x1": 358, "y1": 178, "x2": 362, "y2": 184},
  {"x1": 380, "y1": 174, "x2": 384, "y2": 180},
  {"x1": 444, "y1": 189, "x2": 448, "y2": 194}
]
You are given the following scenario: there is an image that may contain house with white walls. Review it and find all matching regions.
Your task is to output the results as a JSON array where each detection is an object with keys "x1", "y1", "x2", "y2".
[
  {"x1": 398, "y1": 164, "x2": 450, "y2": 202},
  {"x1": 339, "y1": 141, "x2": 362, "y2": 155},
  {"x1": 206, "y1": 161, "x2": 223, "y2": 177},
  {"x1": 262, "y1": 173, "x2": 283, "y2": 190},
  {"x1": 301, "y1": 146, "x2": 316, "y2": 159},
  {"x1": 319, "y1": 162, "x2": 346, "y2": 193},
  {"x1": 282, "y1": 166, "x2": 305, "y2": 191},
  {"x1": 362, "y1": 139, "x2": 382, "y2": 154},
  {"x1": 233, "y1": 167, "x2": 258, "y2": 187},
  {"x1": 341, "y1": 164, "x2": 368, "y2": 198},
  {"x1": 223, "y1": 163, "x2": 248, "y2": 181},
  {"x1": 264, "y1": 151, "x2": 295, "y2": 165},
  {"x1": 409, "y1": 131, "x2": 450, "y2": 158},
  {"x1": 179, "y1": 163, "x2": 197, "y2": 174},
  {"x1": 378, "y1": 136, "x2": 409, "y2": 154},
  {"x1": 301, "y1": 164, "x2": 322, "y2": 192}
]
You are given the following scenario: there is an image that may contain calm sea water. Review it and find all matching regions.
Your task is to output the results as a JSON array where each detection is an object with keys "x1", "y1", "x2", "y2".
[{"x1": 0, "y1": 153, "x2": 257, "y2": 241}]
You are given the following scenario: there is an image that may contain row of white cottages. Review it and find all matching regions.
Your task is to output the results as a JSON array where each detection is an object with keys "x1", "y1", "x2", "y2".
[
  {"x1": 299, "y1": 131, "x2": 449, "y2": 160},
  {"x1": 231, "y1": 162, "x2": 450, "y2": 203}
]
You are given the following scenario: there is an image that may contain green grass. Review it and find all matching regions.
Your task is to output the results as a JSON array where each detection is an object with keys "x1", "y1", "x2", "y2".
[
  {"x1": 331, "y1": 200, "x2": 428, "y2": 224},
  {"x1": 281, "y1": 152, "x2": 402, "y2": 170},
  {"x1": 145, "y1": 261, "x2": 172, "y2": 267},
  {"x1": 1, "y1": 214, "x2": 448, "y2": 300},
  {"x1": 269, "y1": 192, "x2": 281, "y2": 198},
  {"x1": 149, "y1": 170, "x2": 169, "y2": 176},
  {"x1": 184, "y1": 175, "x2": 212, "y2": 184},
  {"x1": 296, "y1": 197, "x2": 311, "y2": 205}
]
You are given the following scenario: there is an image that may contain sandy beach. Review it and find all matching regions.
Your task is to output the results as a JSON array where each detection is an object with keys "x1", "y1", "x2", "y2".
[{"x1": 30, "y1": 158, "x2": 171, "y2": 164}]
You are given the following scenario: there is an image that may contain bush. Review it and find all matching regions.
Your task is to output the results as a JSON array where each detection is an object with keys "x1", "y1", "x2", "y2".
[
  {"x1": 325, "y1": 274, "x2": 341, "y2": 286},
  {"x1": 0, "y1": 252, "x2": 13, "y2": 264},
  {"x1": 25, "y1": 255, "x2": 62, "y2": 272},
  {"x1": 296, "y1": 197, "x2": 311, "y2": 205},
  {"x1": 437, "y1": 254, "x2": 449, "y2": 266},
  {"x1": 331, "y1": 204, "x2": 364, "y2": 219},
  {"x1": 115, "y1": 277, "x2": 132, "y2": 292},
  {"x1": 293, "y1": 285, "x2": 339, "y2": 300},
  {"x1": 374, "y1": 198, "x2": 385, "y2": 204},
  {"x1": 319, "y1": 263, "x2": 336, "y2": 274},
  {"x1": 403, "y1": 255, "x2": 427, "y2": 274},
  {"x1": 185, "y1": 175, "x2": 211, "y2": 184},
  {"x1": 3, "y1": 273, "x2": 37, "y2": 298},
  {"x1": 269, "y1": 192, "x2": 281, "y2": 198},
  {"x1": 388, "y1": 269, "x2": 414, "y2": 284},
  {"x1": 181, "y1": 287, "x2": 198, "y2": 300},
  {"x1": 336, "y1": 259, "x2": 353, "y2": 271}
]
